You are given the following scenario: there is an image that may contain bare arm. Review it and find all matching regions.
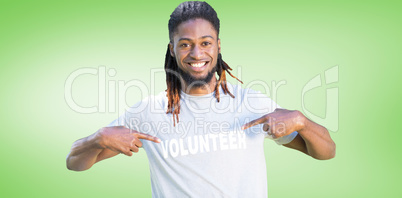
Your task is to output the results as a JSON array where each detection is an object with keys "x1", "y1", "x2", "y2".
[
  {"x1": 66, "y1": 126, "x2": 161, "y2": 171},
  {"x1": 283, "y1": 114, "x2": 336, "y2": 160},
  {"x1": 66, "y1": 131, "x2": 117, "y2": 171},
  {"x1": 242, "y1": 109, "x2": 336, "y2": 160}
]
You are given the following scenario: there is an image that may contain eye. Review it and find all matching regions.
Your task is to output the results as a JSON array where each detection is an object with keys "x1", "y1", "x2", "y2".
[
  {"x1": 201, "y1": 42, "x2": 211, "y2": 46},
  {"x1": 180, "y1": 43, "x2": 190, "y2": 48}
]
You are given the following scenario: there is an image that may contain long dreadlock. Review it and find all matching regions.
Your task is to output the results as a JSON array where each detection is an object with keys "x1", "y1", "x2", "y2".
[{"x1": 165, "y1": 1, "x2": 243, "y2": 126}]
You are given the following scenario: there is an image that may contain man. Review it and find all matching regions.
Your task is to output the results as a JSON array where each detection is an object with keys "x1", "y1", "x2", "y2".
[{"x1": 66, "y1": 1, "x2": 335, "y2": 197}]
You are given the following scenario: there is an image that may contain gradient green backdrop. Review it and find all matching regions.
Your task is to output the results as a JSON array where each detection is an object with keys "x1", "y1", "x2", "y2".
[{"x1": 1, "y1": 0, "x2": 401, "y2": 197}]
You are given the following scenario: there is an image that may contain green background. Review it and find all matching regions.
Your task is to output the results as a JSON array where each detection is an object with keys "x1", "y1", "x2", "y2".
[{"x1": 1, "y1": 0, "x2": 401, "y2": 197}]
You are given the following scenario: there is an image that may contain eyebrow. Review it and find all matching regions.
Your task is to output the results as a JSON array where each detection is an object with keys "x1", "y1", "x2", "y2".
[{"x1": 178, "y1": 35, "x2": 215, "y2": 42}]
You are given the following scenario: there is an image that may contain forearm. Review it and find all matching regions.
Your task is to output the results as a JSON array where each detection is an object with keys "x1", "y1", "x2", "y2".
[
  {"x1": 66, "y1": 132, "x2": 104, "y2": 171},
  {"x1": 297, "y1": 113, "x2": 336, "y2": 160}
]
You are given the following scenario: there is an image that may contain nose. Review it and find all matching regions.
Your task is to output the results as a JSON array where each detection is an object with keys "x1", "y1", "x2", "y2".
[{"x1": 189, "y1": 45, "x2": 203, "y2": 60}]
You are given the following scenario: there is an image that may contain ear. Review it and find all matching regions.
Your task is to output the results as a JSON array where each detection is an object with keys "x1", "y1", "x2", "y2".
[
  {"x1": 218, "y1": 39, "x2": 221, "y2": 54},
  {"x1": 169, "y1": 43, "x2": 175, "y2": 57}
]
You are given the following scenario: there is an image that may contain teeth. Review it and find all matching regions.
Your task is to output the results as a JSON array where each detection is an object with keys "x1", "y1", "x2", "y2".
[{"x1": 190, "y1": 62, "x2": 206, "y2": 67}]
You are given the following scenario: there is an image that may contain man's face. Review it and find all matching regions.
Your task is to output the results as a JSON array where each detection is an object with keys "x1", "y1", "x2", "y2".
[{"x1": 169, "y1": 18, "x2": 221, "y2": 86}]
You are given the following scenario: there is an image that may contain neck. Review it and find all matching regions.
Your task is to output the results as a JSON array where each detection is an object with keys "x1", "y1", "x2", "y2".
[{"x1": 183, "y1": 77, "x2": 217, "y2": 96}]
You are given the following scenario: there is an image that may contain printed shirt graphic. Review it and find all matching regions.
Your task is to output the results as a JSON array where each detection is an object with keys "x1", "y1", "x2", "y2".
[{"x1": 108, "y1": 83, "x2": 298, "y2": 197}]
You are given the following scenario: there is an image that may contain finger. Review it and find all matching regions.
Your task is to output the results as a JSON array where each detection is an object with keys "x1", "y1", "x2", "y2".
[
  {"x1": 121, "y1": 148, "x2": 133, "y2": 156},
  {"x1": 130, "y1": 146, "x2": 139, "y2": 153},
  {"x1": 241, "y1": 116, "x2": 268, "y2": 130},
  {"x1": 134, "y1": 132, "x2": 161, "y2": 143},
  {"x1": 272, "y1": 123, "x2": 287, "y2": 138},
  {"x1": 132, "y1": 138, "x2": 143, "y2": 148},
  {"x1": 263, "y1": 123, "x2": 270, "y2": 132},
  {"x1": 263, "y1": 123, "x2": 274, "y2": 135}
]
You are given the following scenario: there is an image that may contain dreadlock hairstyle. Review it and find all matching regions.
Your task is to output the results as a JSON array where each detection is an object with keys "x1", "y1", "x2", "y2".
[{"x1": 165, "y1": 1, "x2": 243, "y2": 126}]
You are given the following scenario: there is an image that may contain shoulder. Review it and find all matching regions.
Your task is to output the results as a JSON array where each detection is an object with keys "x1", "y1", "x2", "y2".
[
  {"x1": 125, "y1": 91, "x2": 168, "y2": 114},
  {"x1": 148, "y1": 91, "x2": 168, "y2": 107},
  {"x1": 227, "y1": 82, "x2": 268, "y2": 99},
  {"x1": 227, "y1": 82, "x2": 280, "y2": 113}
]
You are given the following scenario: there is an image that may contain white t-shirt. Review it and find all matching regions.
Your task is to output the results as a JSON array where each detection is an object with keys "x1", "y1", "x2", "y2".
[{"x1": 108, "y1": 83, "x2": 298, "y2": 197}]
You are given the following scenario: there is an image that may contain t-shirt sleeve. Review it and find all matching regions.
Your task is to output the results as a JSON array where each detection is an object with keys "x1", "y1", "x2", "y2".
[
  {"x1": 107, "y1": 108, "x2": 142, "y2": 130},
  {"x1": 267, "y1": 131, "x2": 298, "y2": 145},
  {"x1": 106, "y1": 97, "x2": 151, "y2": 131},
  {"x1": 106, "y1": 93, "x2": 167, "y2": 134}
]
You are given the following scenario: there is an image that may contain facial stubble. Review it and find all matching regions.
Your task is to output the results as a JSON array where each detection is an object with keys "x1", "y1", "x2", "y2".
[{"x1": 178, "y1": 65, "x2": 217, "y2": 89}]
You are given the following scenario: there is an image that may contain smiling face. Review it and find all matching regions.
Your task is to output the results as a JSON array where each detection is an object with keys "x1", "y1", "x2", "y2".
[{"x1": 169, "y1": 18, "x2": 221, "y2": 88}]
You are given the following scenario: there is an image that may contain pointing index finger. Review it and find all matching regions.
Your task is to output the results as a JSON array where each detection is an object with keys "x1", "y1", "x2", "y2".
[
  {"x1": 134, "y1": 132, "x2": 161, "y2": 143},
  {"x1": 241, "y1": 116, "x2": 268, "y2": 130}
]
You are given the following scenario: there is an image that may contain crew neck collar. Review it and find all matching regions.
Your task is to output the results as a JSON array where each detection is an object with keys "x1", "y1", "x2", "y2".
[
  {"x1": 180, "y1": 82, "x2": 235, "y2": 100},
  {"x1": 180, "y1": 90, "x2": 215, "y2": 99}
]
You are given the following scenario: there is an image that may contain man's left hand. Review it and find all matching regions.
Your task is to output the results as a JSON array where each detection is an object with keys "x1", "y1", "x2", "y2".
[{"x1": 241, "y1": 108, "x2": 305, "y2": 139}]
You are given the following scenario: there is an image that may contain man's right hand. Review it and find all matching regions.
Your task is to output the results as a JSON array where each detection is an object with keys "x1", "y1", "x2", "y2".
[{"x1": 96, "y1": 126, "x2": 161, "y2": 156}]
